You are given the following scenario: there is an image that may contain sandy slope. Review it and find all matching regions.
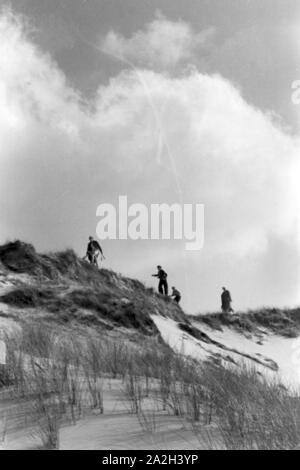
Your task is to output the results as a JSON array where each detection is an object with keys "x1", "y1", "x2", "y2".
[
  {"x1": 151, "y1": 315, "x2": 300, "y2": 389},
  {"x1": 2, "y1": 313, "x2": 298, "y2": 450},
  {"x1": 0, "y1": 378, "x2": 218, "y2": 450}
]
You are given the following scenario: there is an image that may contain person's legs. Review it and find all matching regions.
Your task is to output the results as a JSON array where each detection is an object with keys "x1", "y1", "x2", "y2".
[
  {"x1": 158, "y1": 280, "x2": 163, "y2": 294},
  {"x1": 92, "y1": 251, "x2": 100, "y2": 267},
  {"x1": 222, "y1": 301, "x2": 230, "y2": 313},
  {"x1": 174, "y1": 295, "x2": 181, "y2": 303},
  {"x1": 163, "y1": 280, "x2": 168, "y2": 295}
]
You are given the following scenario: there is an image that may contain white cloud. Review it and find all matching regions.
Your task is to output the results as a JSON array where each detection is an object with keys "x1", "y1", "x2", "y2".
[
  {"x1": 0, "y1": 9, "x2": 86, "y2": 157},
  {"x1": 0, "y1": 10, "x2": 299, "y2": 311},
  {"x1": 101, "y1": 11, "x2": 215, "y2": 70}
]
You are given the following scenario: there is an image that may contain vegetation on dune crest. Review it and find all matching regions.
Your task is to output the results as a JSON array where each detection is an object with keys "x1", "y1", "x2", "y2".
[
  {"x1": 0, "y1": 240, "x2": 185, "y2": 334},
  {"x1": 0, "y1": 240, "x2": 87, "y2": 280},
  {"x1": 1, "y1": 240, "x2": 299, "y2": 337},
  {"x1": 194, "y1": 308, "x2": 300, "y2": 338}
]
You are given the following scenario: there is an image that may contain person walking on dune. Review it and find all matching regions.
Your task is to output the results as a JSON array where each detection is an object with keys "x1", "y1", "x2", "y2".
[
  {"x1": 152, "y1": 265, "x2": 168, "y2": 295},
  {"x1": 221, "y1": 286, "x2": 233, "y2": 313},
  {"x1": 171, "y1": 286, "x2": 181, "y2": 304},
  {"x1": 84, "y1": 236, "x2": 104, "y2": 267}
]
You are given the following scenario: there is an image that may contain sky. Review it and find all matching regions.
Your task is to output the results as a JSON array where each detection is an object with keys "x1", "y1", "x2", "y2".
[{"x1": 0, "y1": 0, "x2": 300, "y2": 313}]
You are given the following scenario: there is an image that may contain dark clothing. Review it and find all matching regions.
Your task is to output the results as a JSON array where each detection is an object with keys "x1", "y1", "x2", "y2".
[
  {"x1": 221, "y1": 290, "x2": 233, "y2": 313},
  {"x1": 156, "y1": 269, "x2": 167, "y2": 281},
  {"x1": 87, "y1": 240, "x2": 103, "y2": 255},
  {"x1": 153, "y1": 269, "x2": 168, "y2": 295},
  {"x1": 87, "y1": 252, "x2": 94, "y2": 263},
  {"x1": 171, "y1": 288, "x2": 181, "y2": 303},
  {"x1": 86, "y1": 239, "x2": 103, "y2": 267},
  {"x1": 159, "y1": 279, "x2": 168, "y2": 295}
]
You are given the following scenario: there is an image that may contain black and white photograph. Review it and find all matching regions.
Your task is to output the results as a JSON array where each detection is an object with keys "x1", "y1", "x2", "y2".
[{"x1": 0, "y1": 0, "x2": 299, "y2": 452}]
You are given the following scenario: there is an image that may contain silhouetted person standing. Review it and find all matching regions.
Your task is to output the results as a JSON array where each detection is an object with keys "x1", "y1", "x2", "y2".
[
  {"x1": 152, "y1": 265, "x2": 168, "y2": 295},
  {"x1": 171, "y1": 286, "x2": 181, "y2": 304},
  {"x1": 221, "y1": 287, "x2": 233, "y2": 313}
]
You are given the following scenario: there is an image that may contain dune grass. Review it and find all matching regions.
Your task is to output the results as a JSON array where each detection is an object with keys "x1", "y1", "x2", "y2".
[
  {"x1": 2, "y1": 322, "x2": 300, "y2": 450},
  {"x1": 1, "y1": 240, "x2": 300, "y2": 449},
  {"x1": 0, "y1": 240, "x2": 185, "y2": 335},
  {"x1": 194, "y1": 307, "x2": 300, "y2": 338}
]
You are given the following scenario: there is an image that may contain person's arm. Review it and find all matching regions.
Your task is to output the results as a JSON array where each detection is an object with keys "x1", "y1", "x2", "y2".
[
  {"x1": 95, "y1": 241, "x2": 103, "y2": 255},
  {"x1": 94, "y1": 241, "x2": 105, "y2": 259},
  {"x1": 152, "y1": 273, "x2": 158, "y2": 277}
]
